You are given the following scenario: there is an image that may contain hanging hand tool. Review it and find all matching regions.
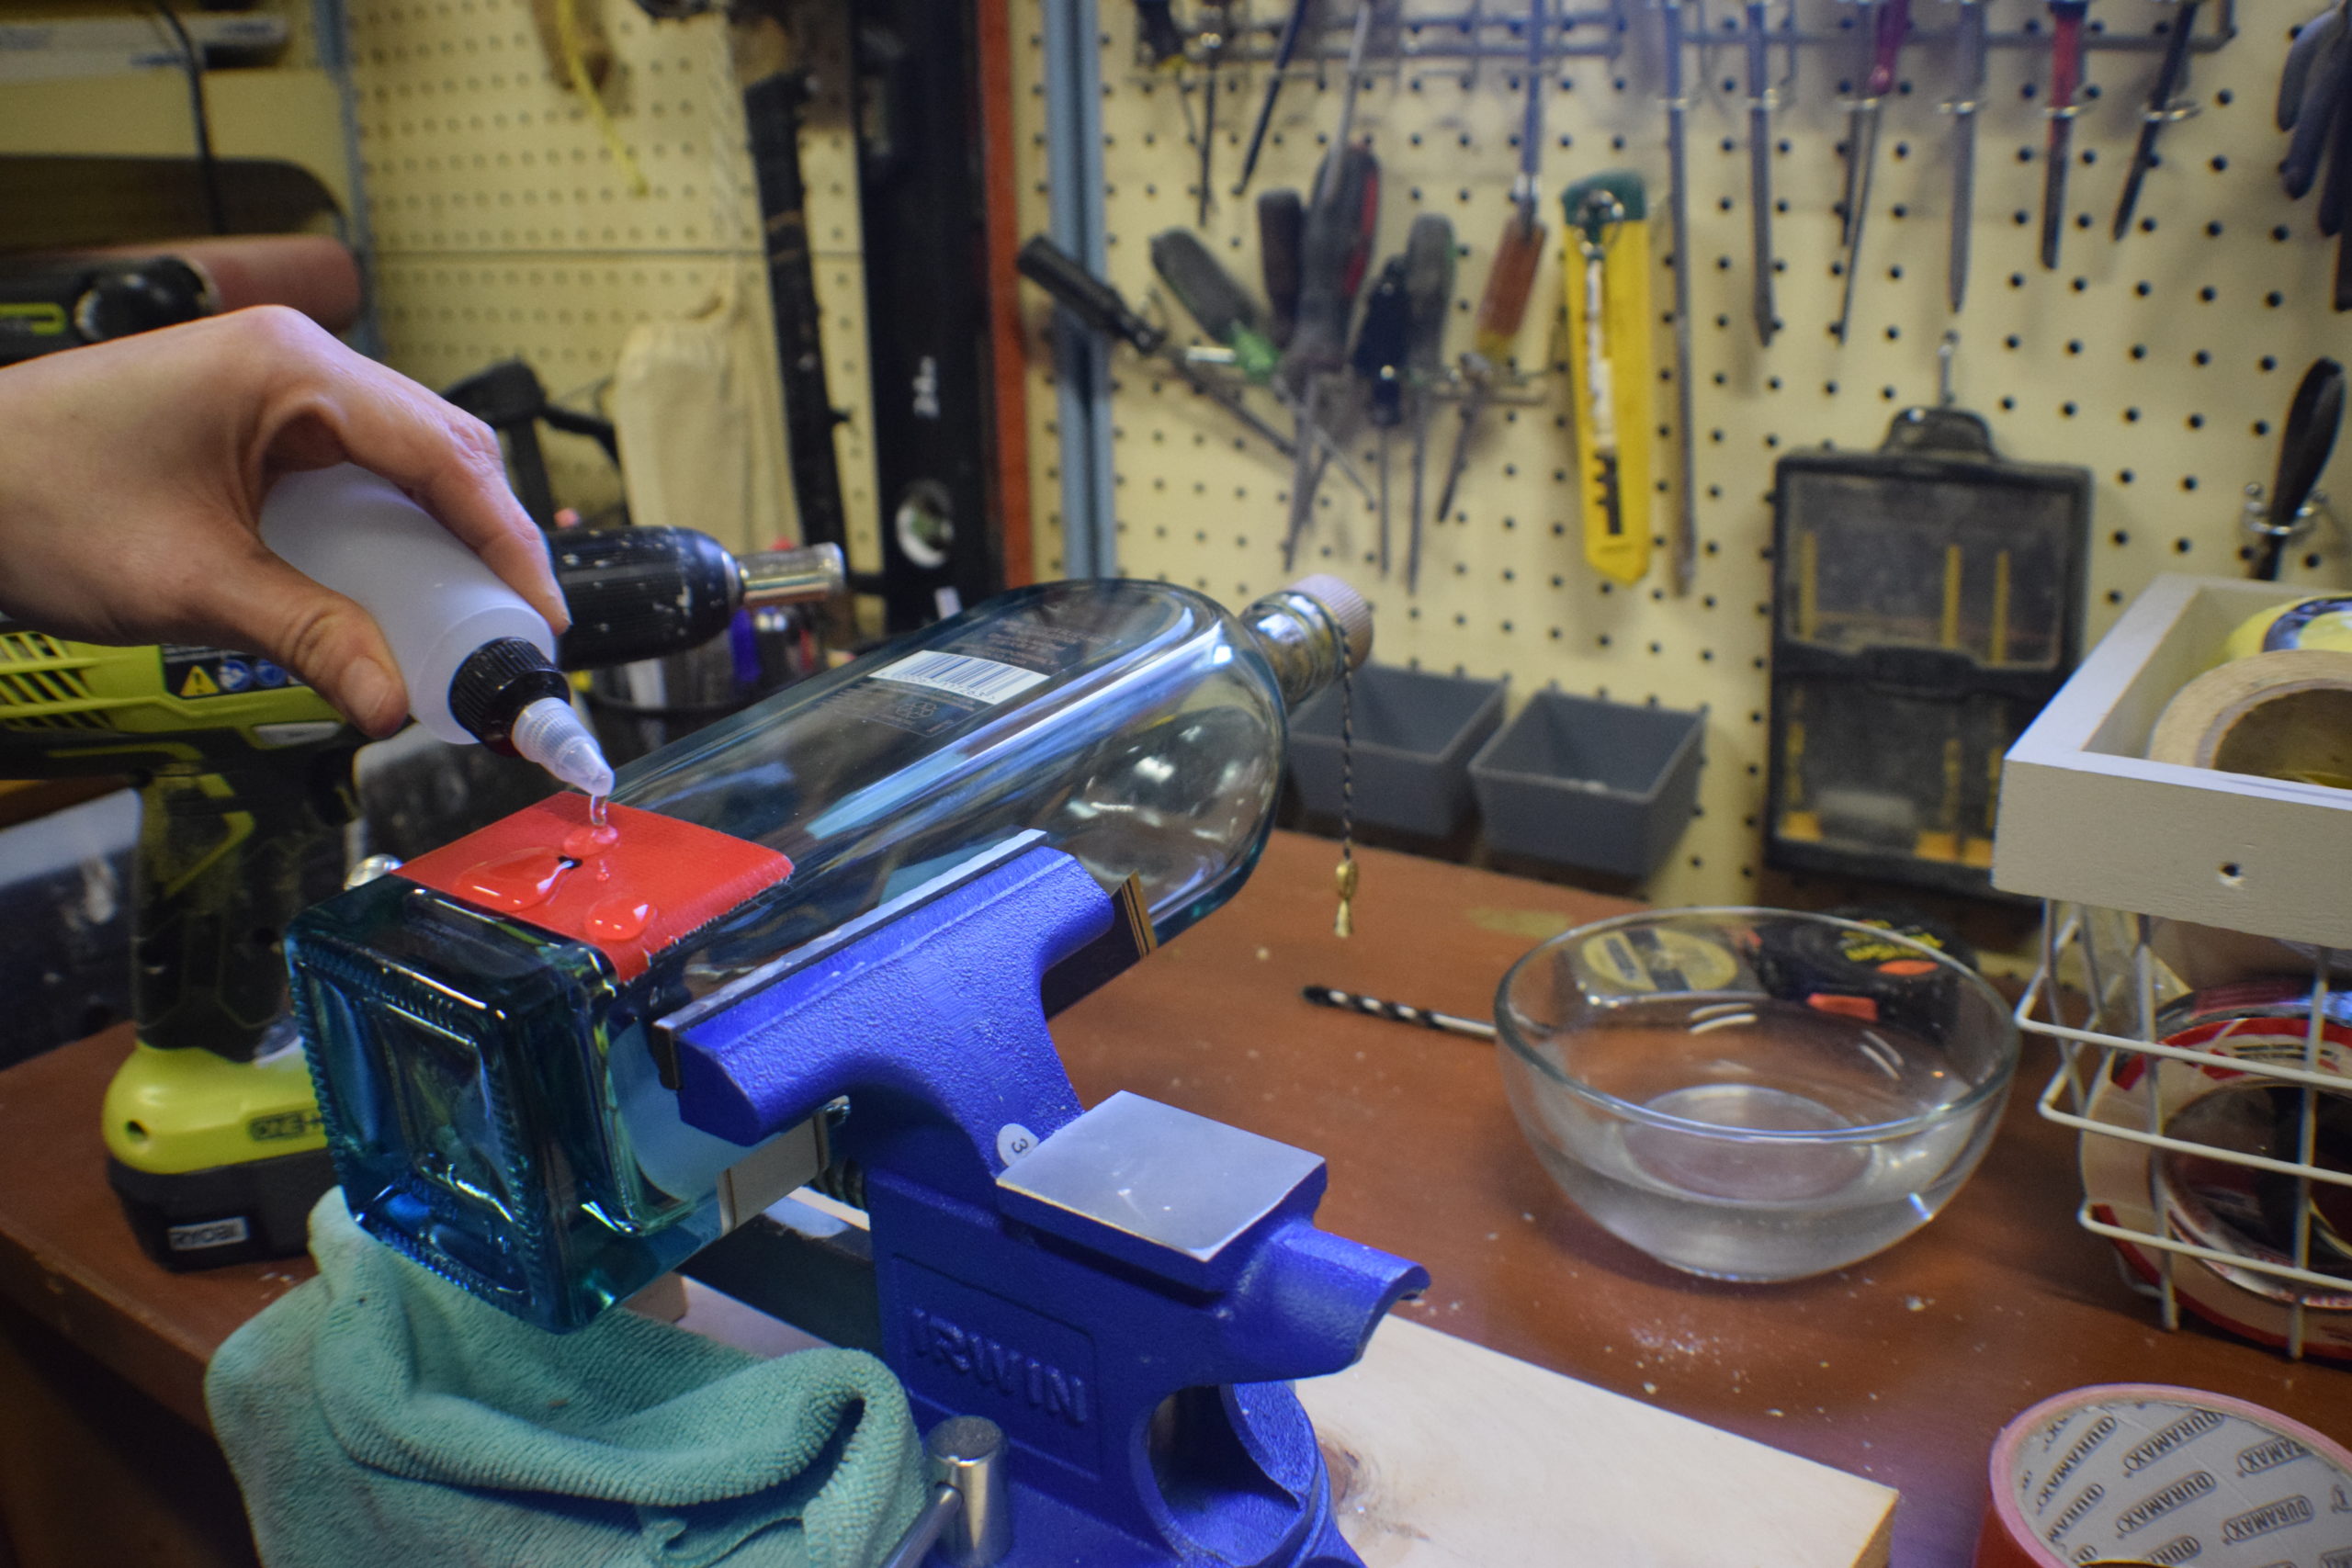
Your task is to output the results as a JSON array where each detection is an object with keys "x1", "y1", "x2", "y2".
[
  {"x1": 1134, "y1": 0, "x2": 1185, "y2": 66},
  {"x1": 1430, "y1": 0, "x2": 1549, "y2": 527},
  {"x1": 1401, "y1": 213, "x2": 1456, "y2": 592},
  {"x1": 1235, "y1": 0, "x2": 1316, "y2": 197},
  {"x1": 1150, "y1": 228, "x2": 1282, "y2": 382},
  {"x1": 1154, "y1": 225, "x2": 1374, "y2": 499},
  {"x1": 1351, "y1": 256, "x2": 1411, "y2": 574},
  {"x1": 1742, "y1": 0, "x2": 1778, "y2": 344},
  {"x1": 1564, "y1": 173, "x2": 1655, "y2": 586},
  {"x1": 1280, "y1": 143, "x2": 1381, "y2": 566},
  {"x1": 2111, "y1": 0, "x2": 2201, "y2": 238},
  {"x1": 1257, "y1": 188, "x2": 1305, "y2": 347},
  {"x1": 1015, "y1": 234, "x2": 1297, "y2": 459},
  {"x1": 1660, "y1": 0, "x2": 1698, "y2": 592},
  {"x1": 1835, "y1": 0, "x2": 1909, "y2": 341},
  {"x1": 2038, "y1": 0, "x2": 2089, "y2": 270},
  {"x1": 2249, "y1": 358, "x2": 2346, "y2": 581},
  {"x1": 1943, "y1": 0, "x2": 1986, "y2": 310},
  {"x1": 1194, "y1": 0, "x2": 1233, "y2": 226}
]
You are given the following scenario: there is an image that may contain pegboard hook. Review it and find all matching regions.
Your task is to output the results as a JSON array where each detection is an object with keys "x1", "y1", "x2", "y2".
[{"x1": 1937, "y1": 330, "x2": 1959, "y2": 409}]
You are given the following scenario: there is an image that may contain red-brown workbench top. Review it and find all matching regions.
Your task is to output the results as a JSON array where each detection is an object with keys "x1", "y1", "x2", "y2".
[{"x1": 1, "y1": 829, "x2": 2345, "y2": 1566}]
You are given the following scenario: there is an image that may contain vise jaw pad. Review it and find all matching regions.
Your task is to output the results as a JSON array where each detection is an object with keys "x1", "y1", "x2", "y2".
[{"x1": 996, "y1": 1091, "x2": 1327, "y2": 1292}]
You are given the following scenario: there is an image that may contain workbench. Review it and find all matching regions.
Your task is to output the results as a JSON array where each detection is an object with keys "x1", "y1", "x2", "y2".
[{"x1": 1, "y1": 829, "x2": 2346, "y2": 1567}]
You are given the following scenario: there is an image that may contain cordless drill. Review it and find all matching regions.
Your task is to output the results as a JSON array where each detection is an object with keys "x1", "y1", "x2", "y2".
[{"x1": 0, "y1": 525, "x2": 842, "y2": 1268}]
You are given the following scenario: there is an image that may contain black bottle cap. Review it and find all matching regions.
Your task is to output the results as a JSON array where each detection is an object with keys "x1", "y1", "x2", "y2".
[{"x1": 448, "y1": 637, "x2": 571, "y2": 752}]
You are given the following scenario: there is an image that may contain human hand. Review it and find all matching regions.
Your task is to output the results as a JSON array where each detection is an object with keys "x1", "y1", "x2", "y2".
[{"x1": 0, "y1": 306, "x2": 567, "y2": 736}]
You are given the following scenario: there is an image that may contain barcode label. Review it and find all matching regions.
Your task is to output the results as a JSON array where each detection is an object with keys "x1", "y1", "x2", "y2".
[{"x1": 872, "y1": 649, "x2": 1048, "y2": 706}]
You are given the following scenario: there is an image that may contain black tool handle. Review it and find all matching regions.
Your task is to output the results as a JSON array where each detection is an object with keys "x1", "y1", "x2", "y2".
[
  {"x1": 1351, "y1": 256, "x2": 1412, "y2": 427},
  {"x1": 2256, "y1": 358, "x2": 2346, "y2": 579},
  {"x1": 1150, "y1": 229, "x2": 1261, "y2": 344},
  {"x1": 1257, "y1": 189, "x2": 1306, "y2": 348},
  {"x1": 1402, "y1": 213, "x2": 1456, "y2": 380},
  {"x1": 1134, "y1": 0, "x2": 1185, "y2": 65},
  {"x1": 745, "y1": 71, "x2": 850, "y2": 552},
  {"x1": 1284, "y1": 146, "x2": 1379, "y2": 387},
  {"x1": 1015, "y1": 235, "x2": 1165, "y2": 354}
]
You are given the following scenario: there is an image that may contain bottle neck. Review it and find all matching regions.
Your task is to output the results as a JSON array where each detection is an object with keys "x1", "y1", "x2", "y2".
[{"x1": 1243, "y1": 589, "x2": 1353, "y2": 710}]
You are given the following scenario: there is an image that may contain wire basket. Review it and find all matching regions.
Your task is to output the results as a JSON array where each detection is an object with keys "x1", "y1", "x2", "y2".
[{"x1": 2018, "y1": 903, "x2": 2352, "y2": 1361}]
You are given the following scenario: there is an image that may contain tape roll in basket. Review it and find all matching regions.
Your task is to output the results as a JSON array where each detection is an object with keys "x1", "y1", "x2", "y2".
[
  {"x1": 1974, "y1": 1383, "x2": 2352, "y2": 1568},
  {"x1": 2146, "y1": 648, "x2": 2352, "y2": 789},
  {"x1": 2079, "y1": 981, "x2": 2352, "y2": 1359}
]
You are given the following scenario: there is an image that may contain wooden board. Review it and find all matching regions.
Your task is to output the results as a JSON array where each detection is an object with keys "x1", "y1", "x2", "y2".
[{"x1": 1300, "y1": 1314, "x2": 1894, "y2": 1568}]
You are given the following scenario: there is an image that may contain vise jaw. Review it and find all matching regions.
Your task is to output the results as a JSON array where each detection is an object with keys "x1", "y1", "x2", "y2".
[{"x1": 657, "y1": 834, "x2": 1427, "y2": 1567}]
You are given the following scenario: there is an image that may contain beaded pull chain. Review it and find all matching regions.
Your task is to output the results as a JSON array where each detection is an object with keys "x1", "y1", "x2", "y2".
[{"x1": 1333, "y1": 619, "x2": 1357, "y2": 938}]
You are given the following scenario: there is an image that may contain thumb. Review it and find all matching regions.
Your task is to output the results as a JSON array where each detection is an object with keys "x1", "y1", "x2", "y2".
[{"x1": 192, "y1": 553, "x2": 412, "y2": 736}]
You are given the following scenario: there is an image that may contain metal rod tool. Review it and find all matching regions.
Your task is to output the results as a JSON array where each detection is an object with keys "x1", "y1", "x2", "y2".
[
  {"x1": 2112, "y1": 0, "x2": 2202, "y2": 238},
  {"x1": 1235, "y1": 0, "x2": 1317, "y2": 197},
  {"x1": 1743, "y1": 0, "x2": 1778, "y2": 344},
  {"x1": 1835, "y1": 0, "x2": 1909, "y2": 342},
  {"x1": 1943, "y1": 0, "x2": 1986, "y2": 310},
  {"x1": 1661, "y1": 0, "x2": 1698, "y2": 592},
  {"x1": 2039, "y1": 0, "x2": 2089, "y2": 269}
]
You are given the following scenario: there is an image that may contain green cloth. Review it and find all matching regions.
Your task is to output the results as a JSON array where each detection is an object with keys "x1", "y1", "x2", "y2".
[{"x1": 206, "y1": 1192, "x2": 922, "y2": 1568}]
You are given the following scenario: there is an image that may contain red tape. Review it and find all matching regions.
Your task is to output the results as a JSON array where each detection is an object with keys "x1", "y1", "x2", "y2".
[{"x1": 396, "y1": 794, "x2": 792, "y2": 981}]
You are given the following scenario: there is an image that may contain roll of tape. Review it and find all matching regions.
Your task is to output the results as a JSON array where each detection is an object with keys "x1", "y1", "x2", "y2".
[
  {"x1": 2078, "y1": 981, "x2": 2352, "y2": 1360},
  {"x1": 2147, "y1": 649, "x2": 2352, "y2": 789},
  {"x1": 1975, "y1": 1383, "x2": 2352, "y2": 1568},
  {"x1": 2222, "y1": 596, "x2": 2352, "y2": 663}
]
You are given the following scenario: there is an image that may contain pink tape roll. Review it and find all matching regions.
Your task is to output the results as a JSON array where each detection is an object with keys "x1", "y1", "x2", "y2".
[{"x1": 1975, "y1": 1383, "x2": 2352, "y2": 1568}]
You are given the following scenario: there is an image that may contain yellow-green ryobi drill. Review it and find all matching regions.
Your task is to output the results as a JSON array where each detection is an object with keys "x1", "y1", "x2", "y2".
[{"x1": 0, "y1": 525, "x2": 842, "y2": 1268}]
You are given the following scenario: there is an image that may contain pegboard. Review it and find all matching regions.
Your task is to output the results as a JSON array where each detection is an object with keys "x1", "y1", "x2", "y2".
[
  {"x1": 342, "y1": 0, "x2": 882, "y2": 565},
  {"x1": 1009, "y1": 0, "x2": 2352, "y2": 909}
]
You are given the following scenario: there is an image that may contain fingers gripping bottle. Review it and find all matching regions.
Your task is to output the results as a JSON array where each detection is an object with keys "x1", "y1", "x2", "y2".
[
  {"x1": 286, "y1": 570, "x2": 1372, "y2": 1329},
  {"x1": 259, "y1": 465, "x2": 614, "y2": 803}
]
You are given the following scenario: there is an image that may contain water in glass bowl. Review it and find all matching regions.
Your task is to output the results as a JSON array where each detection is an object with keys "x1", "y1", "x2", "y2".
[{"x1": 1504, "y1": 1000, "x2": 2000, "y2": 1280}]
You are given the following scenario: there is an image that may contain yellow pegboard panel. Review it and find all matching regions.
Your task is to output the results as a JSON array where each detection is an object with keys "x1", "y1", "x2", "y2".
[
  {"x1": 345, "y1": 0, "x2": 876, "y2": 554},
  {"x1": 1012, "y1": 0, "x2": 2350, "y2": 908}
]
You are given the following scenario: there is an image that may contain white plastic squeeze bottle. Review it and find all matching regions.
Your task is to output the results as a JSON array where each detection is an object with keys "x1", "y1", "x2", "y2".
[{"x1": 258, "y1": 465, "x2": 615, "y2": 803}]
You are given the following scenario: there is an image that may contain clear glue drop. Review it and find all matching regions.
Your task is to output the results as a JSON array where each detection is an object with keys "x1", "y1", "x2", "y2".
[{"x1": 508, "y1": 696, "x2": 616, "y2": 811}]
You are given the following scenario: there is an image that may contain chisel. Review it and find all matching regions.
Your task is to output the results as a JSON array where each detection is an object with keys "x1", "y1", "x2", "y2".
[{"x1": 2039, "y1": 0, "x2": 2088, "y2": 270}]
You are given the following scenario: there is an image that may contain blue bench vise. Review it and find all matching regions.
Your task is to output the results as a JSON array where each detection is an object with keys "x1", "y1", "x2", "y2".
[{"x1": 654, "y1": 832, "x2": 1428, "y2": 1568}]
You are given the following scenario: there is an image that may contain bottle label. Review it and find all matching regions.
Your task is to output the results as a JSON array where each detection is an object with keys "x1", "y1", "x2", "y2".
[{"x1": 872, "y1": 649, "x2": 1049, "y2": 706}]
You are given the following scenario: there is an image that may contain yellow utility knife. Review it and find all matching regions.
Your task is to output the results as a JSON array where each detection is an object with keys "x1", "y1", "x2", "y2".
[{"x1": 1562, "y1": 173, "x2": 1654, "y2": 585}]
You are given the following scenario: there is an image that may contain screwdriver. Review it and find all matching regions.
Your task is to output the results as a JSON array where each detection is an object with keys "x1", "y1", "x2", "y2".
[
  {"x1": 1351, "y1": 256, "x2": 1411, "y2": 575},
  {"x1": 1151, "y1": 229, "x2": 1281, "y2": 383},
  {"x1": 1258, "y1": 189, "x2": 1306, "y2": 348},
  {"x1": 1834, "y1": 0, "x2": 1908, "y2": 342},
  {"x1": 1014, "y1": 234, "x2": 1296, "y2": 460},
  {"x1": 1944, "y1": 0, "x2": 1986, "y2": 311},
  {"x1": 1157, "y1": 225, "x2": 1374, "y2": 499},
  {"x1": 1401, "y1": 213, "x2": 1456, "y2": 592},
  {"x1": 1281, "y1": 143, "x2": 1381, "y2": 568},
  {"x1": 1431, "y1": 213, "x2": 1544, "y2": 528},
  {"x1": 1235, "y1": 0, "x2": 1317, "y2": 198},
  {"x1": 1430, "y1": 0, "x2": 1547, "y2": 528}
]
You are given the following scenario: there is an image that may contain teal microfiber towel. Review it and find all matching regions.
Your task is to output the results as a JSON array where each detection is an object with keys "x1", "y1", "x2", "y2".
[{"x1": 206, "y1": 1191, "x2": 923, "y2": 1568}]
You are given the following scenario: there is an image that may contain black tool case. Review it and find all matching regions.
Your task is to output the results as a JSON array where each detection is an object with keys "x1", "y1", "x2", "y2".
[{"x1": 1765, "y1": 407, "x2": 2092, "y2": 899}]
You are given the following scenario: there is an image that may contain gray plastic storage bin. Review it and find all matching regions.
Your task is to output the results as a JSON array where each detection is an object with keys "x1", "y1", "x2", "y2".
[
  {"x1": 1290, "y1": 663, "x2": 1507, "y2": 838},
  {"x1": 1469, "y1": 689, "x2": 1705, "y2": 879}
]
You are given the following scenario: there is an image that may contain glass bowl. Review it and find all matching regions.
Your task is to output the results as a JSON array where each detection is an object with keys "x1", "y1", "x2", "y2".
[{"x1": 1495, "y1": 908, "x2": 2019, "y2": 1281}]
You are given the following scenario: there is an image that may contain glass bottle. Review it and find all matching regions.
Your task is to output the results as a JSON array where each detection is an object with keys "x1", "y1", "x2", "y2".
[{"x1": 287, "y1": 575, "x2": 1370, "y2": 1330}]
